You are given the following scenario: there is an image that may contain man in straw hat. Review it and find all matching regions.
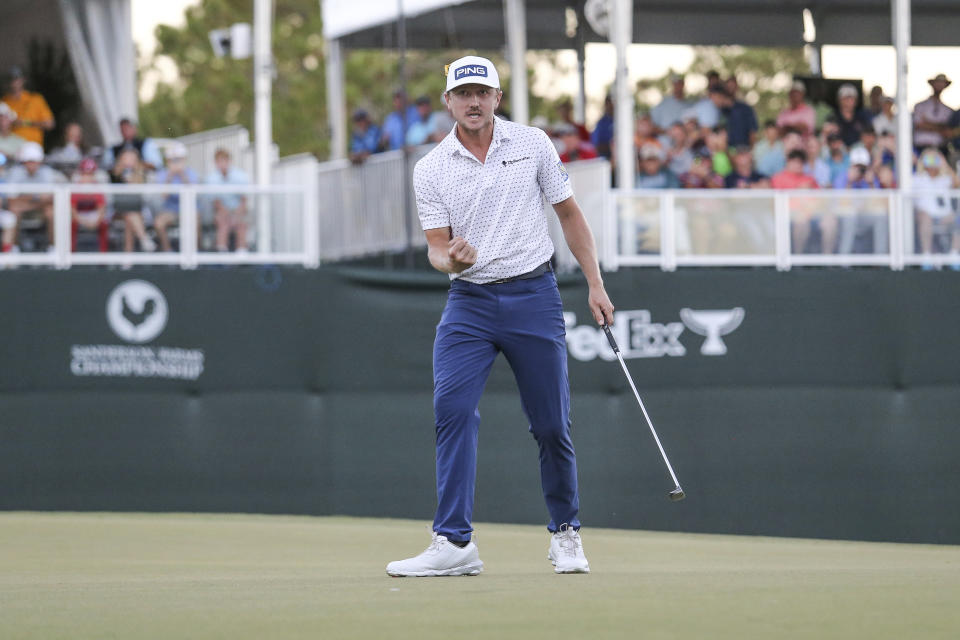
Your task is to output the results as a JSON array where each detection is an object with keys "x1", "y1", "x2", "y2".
[{"x1": 914, "y1": 73, "x2": 953, "y2": 156}]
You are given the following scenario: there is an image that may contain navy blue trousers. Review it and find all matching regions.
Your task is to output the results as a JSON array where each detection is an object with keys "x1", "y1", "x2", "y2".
[{"x1": 432, "y1": 271, "x2": 581, "y2": 542}]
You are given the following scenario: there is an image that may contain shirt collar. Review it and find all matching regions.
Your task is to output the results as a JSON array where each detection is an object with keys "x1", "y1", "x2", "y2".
[{"x1": 445, "y1": 116, "x2": 511, "y2": 158}]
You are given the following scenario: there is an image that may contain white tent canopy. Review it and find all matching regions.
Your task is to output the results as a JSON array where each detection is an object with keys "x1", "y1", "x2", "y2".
[
  {"x1": 322, "y1": 0, "x2": 475, "y2": 41},
  {"x1": 58, "y1": 0, "x2": 137, "y2": 145}
]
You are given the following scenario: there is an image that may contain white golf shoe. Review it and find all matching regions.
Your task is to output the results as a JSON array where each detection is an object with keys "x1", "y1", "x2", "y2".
[
  {"x1": 386, "y1": 532, "x2": 484, "y2": 577},
  {"x1": 548, "y1": 525, "x2": 590, "y2": 574}
]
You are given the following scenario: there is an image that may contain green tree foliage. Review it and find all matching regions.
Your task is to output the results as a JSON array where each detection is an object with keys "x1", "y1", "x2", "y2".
[
  {"x1": 140, "y1": 0, "x2": 327, "y2": 157},
  {"x1": 636, "y1": 46, "x2": 811, "y2": 124}
]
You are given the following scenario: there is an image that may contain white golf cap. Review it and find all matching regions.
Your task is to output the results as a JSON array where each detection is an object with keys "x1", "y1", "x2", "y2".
[
  {"x1": 849, "y1": 146, "x2": 871, "y2": 166},
  {"x1": 837, "y1": 83, "x2": 858, "y2": 99},
  {"x1": 444, "y1": 55, "x2": 500, "y2": 93},
  {"x1": 17, "y1": 141, "x2": 44, "y2": 163},
  {"x1": 166, "y1": 141, "x2": 188, "y2": 159}
]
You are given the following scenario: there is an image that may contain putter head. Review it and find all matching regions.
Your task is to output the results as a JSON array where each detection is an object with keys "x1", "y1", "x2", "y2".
[{"x1": 668, "y1": 487, "x2": 685, "y2": 501}]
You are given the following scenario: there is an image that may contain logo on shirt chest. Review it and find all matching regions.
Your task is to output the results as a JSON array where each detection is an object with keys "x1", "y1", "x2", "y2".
[{"x1": 502, "y1": 156, "x2": 530, "y2": 166}]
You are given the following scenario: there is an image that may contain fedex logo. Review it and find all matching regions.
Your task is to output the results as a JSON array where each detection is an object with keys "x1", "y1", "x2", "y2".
[{"x1": 455, "y1": 65, "x2": 488, "y2": 80}]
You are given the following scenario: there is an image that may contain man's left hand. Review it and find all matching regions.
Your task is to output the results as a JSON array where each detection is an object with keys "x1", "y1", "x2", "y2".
[{"x1": 588, "y1": 284, "x2": 615, "y2": 325}]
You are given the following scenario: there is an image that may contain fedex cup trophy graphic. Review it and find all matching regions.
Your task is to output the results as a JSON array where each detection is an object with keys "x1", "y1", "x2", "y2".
[{"x1": 679, "y1": 308, "x2": 745, "y2": 356}]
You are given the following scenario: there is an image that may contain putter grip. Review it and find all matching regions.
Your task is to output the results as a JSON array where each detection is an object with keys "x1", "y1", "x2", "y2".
[{"x1": 602, "y1": 323, "x2": 620, "y2": 353}]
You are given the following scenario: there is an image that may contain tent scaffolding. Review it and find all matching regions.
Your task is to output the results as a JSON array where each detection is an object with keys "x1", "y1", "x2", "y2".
[{"x1": 322, "y1": 0, "x2": 924, "y2": 189}]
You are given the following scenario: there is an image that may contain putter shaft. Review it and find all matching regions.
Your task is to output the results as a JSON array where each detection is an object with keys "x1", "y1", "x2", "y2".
[{"x1": 603, "y1": 324, "x2": 684, "y2": 495}]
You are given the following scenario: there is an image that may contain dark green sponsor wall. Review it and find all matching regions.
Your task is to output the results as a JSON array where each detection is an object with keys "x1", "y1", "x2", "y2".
[{"x1": 1, "y1": 268, "x2": 958, "y2": 543}]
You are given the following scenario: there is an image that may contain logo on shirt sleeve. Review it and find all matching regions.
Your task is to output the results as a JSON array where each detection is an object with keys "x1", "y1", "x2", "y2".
[{"x1": 557, "y1": 160, "x2": 569, "y2": 182}]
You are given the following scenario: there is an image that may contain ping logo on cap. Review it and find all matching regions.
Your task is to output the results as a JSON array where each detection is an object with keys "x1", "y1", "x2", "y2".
[{"x1": 454, "y1": 65, "x2": 488, "y2": 80}]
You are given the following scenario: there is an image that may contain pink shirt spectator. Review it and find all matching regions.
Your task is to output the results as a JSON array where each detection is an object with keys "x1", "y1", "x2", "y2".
[
  {"x1": 771, "y1": 170, "x2": 819, "y2": 189},
  {"x1": 776, "y1": 104, "x2": 816, "y2": 138}
]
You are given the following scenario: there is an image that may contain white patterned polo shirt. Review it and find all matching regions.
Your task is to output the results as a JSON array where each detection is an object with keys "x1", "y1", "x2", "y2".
[{"x1": 413, "y1": 116, "x2": 574, "y2": 283}]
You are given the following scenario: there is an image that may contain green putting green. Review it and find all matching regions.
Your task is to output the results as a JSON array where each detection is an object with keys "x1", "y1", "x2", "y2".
[{"x1": 1, "y1": 512, "x2": 958, "y2": 639}]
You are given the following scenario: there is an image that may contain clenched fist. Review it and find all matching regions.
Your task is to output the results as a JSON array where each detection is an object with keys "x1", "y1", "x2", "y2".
[{"x1": 447, "y1": 236, "x2": 477, "y2": 272}]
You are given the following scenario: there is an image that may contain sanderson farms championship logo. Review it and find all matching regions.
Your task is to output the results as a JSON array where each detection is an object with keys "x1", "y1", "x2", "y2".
[{"x1": 70, "y1": 280, "x2": 205, "y2": 380}]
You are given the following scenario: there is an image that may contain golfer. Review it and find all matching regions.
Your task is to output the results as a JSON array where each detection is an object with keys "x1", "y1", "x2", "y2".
[{"x1": 386, "y1": 56, "x2": 614, "y2": 577}]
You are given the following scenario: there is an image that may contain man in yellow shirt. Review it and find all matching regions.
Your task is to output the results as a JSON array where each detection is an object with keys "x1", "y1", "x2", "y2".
[{"x1": 2, "y1": 66, "x2": 54, "y2": 146}]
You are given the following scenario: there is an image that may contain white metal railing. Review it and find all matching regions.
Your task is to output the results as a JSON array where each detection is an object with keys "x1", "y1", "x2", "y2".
[
  {"x1": 609, "y1": 188, "x2": 960, "y2": 272},
  {"x1": 313, "y1": 146, "x2": 432, "y2": 261},
  {"x1": 3, "y1": 159, "x2": 959, "y2": 272},
  {"x1": 174, "y1": 125, "x2": 258, "y2": 178},
  {"x1": 0, "y1": 183, "x2": 312, "y2": 269}
]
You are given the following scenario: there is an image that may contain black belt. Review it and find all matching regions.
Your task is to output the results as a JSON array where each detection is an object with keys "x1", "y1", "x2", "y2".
[{"x1": 483, "y1": 261, "x2": 552, "y2": 285}]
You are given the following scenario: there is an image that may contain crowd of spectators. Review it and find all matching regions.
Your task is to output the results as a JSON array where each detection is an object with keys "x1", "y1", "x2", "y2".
[
  {"x1": 0, "y1": 65, "x2": 252, "y2": 255},
  {"x1": 5, "y1": 60, "x2": 960, "y2": 261},
  {"x1": 524, "y1": 72, "x2": 960, "y2": 260}
]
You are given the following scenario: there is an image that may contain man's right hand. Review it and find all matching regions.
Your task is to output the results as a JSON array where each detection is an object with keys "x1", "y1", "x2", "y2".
[{"x1": 447, "y1": 236, "x2": 477, "y2": 272}]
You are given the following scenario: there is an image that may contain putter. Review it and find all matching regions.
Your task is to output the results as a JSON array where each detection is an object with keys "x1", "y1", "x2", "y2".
[{"x1": 602, "y1": 322, "x2": 686, "y2": 501}]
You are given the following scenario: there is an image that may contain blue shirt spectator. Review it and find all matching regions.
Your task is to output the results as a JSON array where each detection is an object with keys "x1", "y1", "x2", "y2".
[
  {"x1": 824, "y1": 134, "x2": 850, "y2": 186},
  {"x1": 350, "y1": 109, "x2": 382, "y2": 159},
  {"x1": 153, "y1": 164, "x2": 198, "y2": 212},
  {"x1": 591, "y1": 95, "x2": 614, "y2": 159},
  {"x1": 832, "y1": 147, "x2": 879, "y2": 188},
  {"x1": 635, "y1": 145, "x2": 679, "y2": 188},
  {"x1": 650, "y1": 75, "x2": 690, "y2": 131},
  {"x1": 692, "y1": 97, "x2": 720, "y2": 129},
  {"x1": 205, "y1": 153, "x2": 249, "y2": 212},
  {"x1": 405, "y1": 96, "x2": 439, "y2": 146},
  {"x1": 382, "y1": 90, "x2": 420, "y2": 151}
]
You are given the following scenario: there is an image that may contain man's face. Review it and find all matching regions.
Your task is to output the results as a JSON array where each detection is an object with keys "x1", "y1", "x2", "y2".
[
  {"x1": 733, "y1": 153, "x2": 752, "y2": 175},
  {"x1": 668, "y1": 123, "x2": 685, "y2": 144},
  {"x1": 641, "y1": 155, "x2": 662, "y2": 175},
  {"x1": 783, "y1": 132, "x2": 802, "y2": 152},
  {"x1": 861, "y1": 132, "x2": 876, "y2": 149},
  {"x1": 120, "y1": 122, "x2": 136, "y2": 140},
  {"x1": 691, "y1": 156, "x2": 710, "y2": 176},
  {"x1": 446, "y1": 84, "x2": 501, "y2": 134},
  {"x1": 789, "y1": 89, "x2": 804, "y2": 106},
  {"x1": 10, "y1": 77, "x2": 24, "y2": 94},
  {"x1": 786, "y1": 157, "x2": 804, "y2": 174},
  {"x1": 764, "y1": 125, "x2": 778, "y2": 142},
  {"x1": 393, "y1": 93, "x2": 406, "y2": 111},
  {"x1": 354, "y1": 116, "x2": 369, "y2": 132},
  {"x1": 24, "y1": 160, "x2": 40, "y2": 176},
  {"x1": 66, "y1": 124, "x2": 82, "y2": 144},
  {"x1": 417, "y1": 102, "x2": 431, "y2": 119},
  {"x1": 636, "y1": 117, "x2": 653, "y2": 137},
  {"x1": 932, "y1": 80, "x2": 948, "y2": 95},
  {"x1": 805, "y1": 137, "x2": 821, "y2": 158},
  {"x1": 215, "y1": 155, "x2": 231, "y2": 172},
  {"x1": 840, "y1": 95, "x2": 857, "y2": 110}
]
